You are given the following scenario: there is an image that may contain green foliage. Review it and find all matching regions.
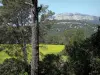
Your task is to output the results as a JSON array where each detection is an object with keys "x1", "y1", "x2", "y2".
[
  {"x1": 0, "y1": 1, "x2": 55, "y2": 44},
  {"x1": 65, "y1": 26, "x2": 100, "y2": 75},
  {"x1": 44, "y1": 28, "x2": 85, "y2": 45},
  {"x1": 89, "y1": 57, "x2": 100, "y2": 75},
  {"x1": 39, "y1": 5, "x2": 55, "y2": 43},
  {"x1": 0, "y1": 0, "x2": 30, "y2": 23},
  {"x1": 19, "y1": 72, "x2": 28, "y2": 75},
  {"x1": 0, "y1": 44, "x2": 65, "y2": 63},
  {"x1": 0, "y1": 0, "x2": 31, "y2": 43},
  {"x1": 0, "y1": 44, "x2": 23, "y2": 58},
  {"x1": 0, "y1": 26, "x2": 31, "y2": 44},
  {"x1": 64, "y1": 29, "x2": 85, "y2": 45},
  {"x1": 0, "y1": 58, "x2": 29, "y2": 75},
  {"x1": 0, "y1": 51, "x2": 10, "y2": 64},
  {"x1": 39, "y1": 54, "x2": 61, "y2": 75},
  {"x1": 44, "y1": 19, "x2": 97, "y2": 44},
  {"x1": 39, "y1": 54, "x2": 70, "y2": 75},
  {"x1": 66, "y1": 41, "x2": 91, "y2": 75}
]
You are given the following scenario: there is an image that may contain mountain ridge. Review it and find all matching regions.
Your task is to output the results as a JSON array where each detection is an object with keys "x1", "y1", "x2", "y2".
[{"x1": 54, "y1": 13, "x2": 100, "y2": 24}]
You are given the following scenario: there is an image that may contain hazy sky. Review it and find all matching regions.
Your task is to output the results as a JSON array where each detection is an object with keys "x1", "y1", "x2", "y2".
[
  {"x1": 0, "y1": 3, "x2": 2, "y2": 6},
  {"x1": 39, "y1": 0, "x2": 100, "y2": 16}
]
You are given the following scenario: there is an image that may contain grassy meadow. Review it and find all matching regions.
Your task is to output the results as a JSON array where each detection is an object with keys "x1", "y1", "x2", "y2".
[{"x1": 0, "y1": 44, "x2": 65, "y2": 64}]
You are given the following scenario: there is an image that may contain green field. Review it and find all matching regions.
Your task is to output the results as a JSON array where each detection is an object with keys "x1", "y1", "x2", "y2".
[
  {"x1": 0, "y1": 44, "x2": 65, "y2": 64},
  {"x1": 0, "y1": 51, "x2": 11, "y2": 63},
  {"x1": 40, "y1": 44, "x2": 65, "y2": 55}
]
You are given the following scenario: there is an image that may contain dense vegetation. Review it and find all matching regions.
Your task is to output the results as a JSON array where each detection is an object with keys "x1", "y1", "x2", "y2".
[
  {"x1": 39, "y1": 27, "x2": 100, "y2": 75},
  {"x1": 0, "y1": 0, "x2": 100, "y2": 75},
  {"x1": 0, "y1": 44, "x2": 65, "y2": 63},
  {"x1": 44, "y1": 20, "x2": 98, "y2": 44},
  {"x1": 0, "y1": 27, "x2": 100, "y2": 75}
]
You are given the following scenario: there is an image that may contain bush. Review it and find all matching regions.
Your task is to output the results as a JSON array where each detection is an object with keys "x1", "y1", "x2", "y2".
[{"x1": 0, "y1": 58, "x2": 29, "y2": 75}]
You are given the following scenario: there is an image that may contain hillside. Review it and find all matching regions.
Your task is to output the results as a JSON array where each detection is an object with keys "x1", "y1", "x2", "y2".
[{"x1": 44, "y1": 13, "x2": 100, "y2": 44}]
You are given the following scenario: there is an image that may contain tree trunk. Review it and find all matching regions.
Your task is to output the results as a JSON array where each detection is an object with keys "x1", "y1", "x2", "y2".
[
  {"x1": 22, "y1": 40, "x2": 28, "y2": 64},
  {"x1": 31, "y1": 0, "x2": 39, "y2": 75}
]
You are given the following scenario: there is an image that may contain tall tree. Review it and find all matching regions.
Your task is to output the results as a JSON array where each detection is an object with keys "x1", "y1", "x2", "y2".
[
  {"x1": 39, "y1": 6, "x2": 55, "y2": 43},
  {"x1": 0, "y1": 0, "x2": 31, "y2": 63},
  {"x1": 31, "y1": 0, "x2": 39, "y2": 75}
]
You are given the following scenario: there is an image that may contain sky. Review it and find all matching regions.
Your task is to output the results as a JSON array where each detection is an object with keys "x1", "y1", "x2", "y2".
[
  {"x1": 0, "y1": 3, "x2": 2, "y2": 6},
  {"x1": 39, "y1": 0, "x2": 100, "y2": 16}
]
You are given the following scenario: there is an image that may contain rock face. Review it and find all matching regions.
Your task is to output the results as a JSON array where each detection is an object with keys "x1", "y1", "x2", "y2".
[{"x1": 54, "y1": 13, "x2": 99, "y2": 21}]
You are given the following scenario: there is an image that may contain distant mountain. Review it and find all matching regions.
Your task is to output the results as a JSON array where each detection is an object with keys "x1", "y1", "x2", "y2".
[
  {"x1": 47, "y1": 13, "x2": 100, "y2": 37},
  {"x1": 54, "y1": 13, "x2": 100, "y2": 24},
  {"x1": 44, "y1": 13, "x2": 100, "y2": 44}
]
